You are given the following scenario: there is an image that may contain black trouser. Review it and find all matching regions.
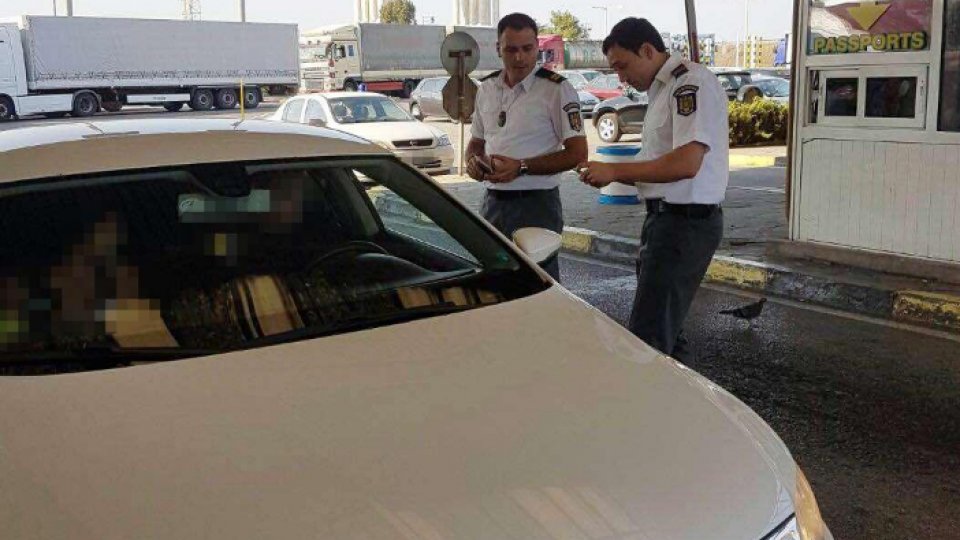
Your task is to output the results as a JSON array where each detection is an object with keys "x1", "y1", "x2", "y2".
[
  {"x1": 480, "y1": 187, "x2": 563, "y2": 281},
  {"x1": 628, "y1": 199, "x2": 723, "y2": 359}
]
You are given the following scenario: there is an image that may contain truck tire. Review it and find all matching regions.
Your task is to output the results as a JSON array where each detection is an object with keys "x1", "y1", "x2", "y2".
[
  {"x1": 163, "y1": 102, "x2": 185, "y2": 112},
  {"x1": 215, "y1": 89, "x2": 238, "y2": 109},
  {"x1": 242, "y1": 87, "x2": 261, "y2": 109},
  {"x1": 190, "y1": 89, "x2": 214, "y2": 111},
  {"x1": 597, "y1": 112, "x2": 622, "y2": 143},
  {"x1": 402, "y1": 80, "x2": 416, "y2": 98},
  {"x1": 72, "y1": 92, "x2": 99, "y2": 117},
  {"x1": 343, "y1": 80, "x2": 358, "y2": 92},
  {"x1": 0, "y1": 96, "x2": 15, "y2": 121}
]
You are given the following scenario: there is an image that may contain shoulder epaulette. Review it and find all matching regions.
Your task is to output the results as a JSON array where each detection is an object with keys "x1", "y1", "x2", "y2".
[
  {"x1": 535, "y1": 68, "x2": 565, "y2": 83},
  {"x1": 479, "y1": 70, "x2": 501, "y2": 81},
  {"x1": 671, "y1": 64, "x2": 689, "y2": 78}
]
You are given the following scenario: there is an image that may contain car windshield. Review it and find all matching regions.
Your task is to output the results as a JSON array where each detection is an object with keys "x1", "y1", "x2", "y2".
[
  {"x1": 755, "y1": 78, "x2": 790, "y2": 97},
  {"x1": 561, "y1": 72, "x2": 589, "y2": 89},
  {"x1": 0, "y1": 157, "x2": 547, "y2": 374},
  {"x1": 580, "y1": 71, "x2": 601, "y2": 82},
  {"x1": 328, "y1": 96, "x2": 413, "y2": 123}
]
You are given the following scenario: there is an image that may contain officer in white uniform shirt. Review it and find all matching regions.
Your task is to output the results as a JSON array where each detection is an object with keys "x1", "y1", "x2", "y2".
[
  {"x1": 578, "y1": 17, "x2": 728, "y2": 360},
  {"x1": 465, "y1": 12, "x2": 588, "y2": 281}
]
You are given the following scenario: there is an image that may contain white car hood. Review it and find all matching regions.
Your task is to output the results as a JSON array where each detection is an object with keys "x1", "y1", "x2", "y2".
[
  {"x1": 332, "y1": 121, "x2": 439, "y2": 146},
  {"x1": 0, "y1": 287, "x2": 796, "y2": 539}
]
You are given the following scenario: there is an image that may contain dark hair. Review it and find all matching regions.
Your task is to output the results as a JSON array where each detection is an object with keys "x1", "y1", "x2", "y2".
[
  {"x1": 602, "y1": 17, "x2": 666, "y2": 55},
  {"x1": 497, "y1": 13, "x2": 538, "y2": 38}
]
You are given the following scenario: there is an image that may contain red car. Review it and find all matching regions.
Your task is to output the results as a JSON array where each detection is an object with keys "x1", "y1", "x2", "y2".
[{"x1": 581, "y1": 74, "x2": 624, "y2": 100}]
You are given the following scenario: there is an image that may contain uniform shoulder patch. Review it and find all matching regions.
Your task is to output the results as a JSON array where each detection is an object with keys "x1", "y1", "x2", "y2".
[
  {"x1": 480, "y1": 70, "x2": 501, "y2": 82},
  {"x1": 672, "y1": 84, "x2": 699, "y2": 116},
  {"x1": 563, "y1": 102, "x2": 583, "y2": 132},
  {"x1": 535, "y1": 68, "x2": 565, "y2": 83},
  {"x1": 671, "y1": 64, "x2": 689, "y2": 78}
]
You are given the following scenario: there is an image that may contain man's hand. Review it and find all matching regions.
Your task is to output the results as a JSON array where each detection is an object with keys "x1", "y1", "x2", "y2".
[
  {"x1": 486, "y1": 154, "x2": 521, "y2": 184},
  {"x1": 465, "y1": 154, "x2": 489, "y2": 181},
  {"x1": 577, "y1": 160, "x2": 619, "y2": 188}
]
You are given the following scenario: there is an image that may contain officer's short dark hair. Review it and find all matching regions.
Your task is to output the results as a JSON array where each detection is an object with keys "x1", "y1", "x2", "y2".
[
  {"x1": 602, "y1": 17, "x2": 666, "y2": 55},
  {"x1": 497, "y1": 13, "x2": 538, "y2": 38}
]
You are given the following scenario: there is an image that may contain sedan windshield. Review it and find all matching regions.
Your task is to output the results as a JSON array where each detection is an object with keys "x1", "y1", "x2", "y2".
[
  {"x1": 328, "y1": 97, "x2": 413, "y2": 123},
  {"x1": 0, "y1": 158, "x2": 547, "y2": 374},
  {"x1": 755, "y1": 78, "x2": 790, "y2": 98}
]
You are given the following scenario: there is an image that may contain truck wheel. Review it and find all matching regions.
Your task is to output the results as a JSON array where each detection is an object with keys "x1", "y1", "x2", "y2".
[
  {"x1": 102, "y1": 101, "x2": 122, "y2": 113},
  {"x1": 215, "y1": 89, "x2": 238, "y2": 109},
  {"x1": 410, "y1": 102, "x2": 423, "y2": 120},
  {"x1": 343, "y1": 80, "x2": 358, "y2": 92},
  {"x1": 0, "y1": 96, "x2": 16, "y2": 121},
  {"x1": 242, "y1": 87, "x2": 261, "y2": 109},
  {"x1": 163, "y1": 102, "x2": 185, "y2": 112},
  {"x1": 402, "y1": 80, "x2": 416, "y2": 98},
  {"x1": 190, "y1": 89, "x2": 214, "y2": 111},
  {"x1": 72, "y1": 92, "x2": 99, "y2": 117},
  {"x1": 597, "y1": 113, "x2": 622, "y2": 143}
]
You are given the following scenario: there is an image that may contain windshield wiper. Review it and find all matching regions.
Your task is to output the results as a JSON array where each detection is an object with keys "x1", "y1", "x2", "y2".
[
  {"x1": 0, "y1": 345, "x2": 217, "y2": 366},
  {"x1": 247, "y1": 302, "x2": 476, "y2": 349}
]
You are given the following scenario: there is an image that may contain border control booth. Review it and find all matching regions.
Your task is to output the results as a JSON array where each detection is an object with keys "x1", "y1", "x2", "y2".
[{"x1": 788, "y1": 0, "x2": 960, "y2": 277}]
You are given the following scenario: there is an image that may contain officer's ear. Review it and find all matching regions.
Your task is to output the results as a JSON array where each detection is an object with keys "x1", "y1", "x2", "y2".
[{"x1": 496, "y1": 41, "x2": 502, "y2": 58}]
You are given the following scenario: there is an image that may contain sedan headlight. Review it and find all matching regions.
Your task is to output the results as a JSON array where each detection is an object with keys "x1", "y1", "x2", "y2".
[
  {"x1": 769, "y1": 467, "x2": 829, "y2": 540},
  {"x1": 436, "y1": 134, "x2": 452, "y2": 146}
]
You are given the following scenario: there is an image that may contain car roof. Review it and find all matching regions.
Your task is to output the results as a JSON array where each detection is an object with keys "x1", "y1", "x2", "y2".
[{"x1": 0, "y1": 118, "x2": 391, "y2": 183}]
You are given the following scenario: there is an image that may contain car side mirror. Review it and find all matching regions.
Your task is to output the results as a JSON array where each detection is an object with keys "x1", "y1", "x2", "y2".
[
  {"x1": 307, "y1": 118, "x2": 326, "y2": 127},
  {"x1": 512, "y1": 227, "x2": 562, "y2": 265}
]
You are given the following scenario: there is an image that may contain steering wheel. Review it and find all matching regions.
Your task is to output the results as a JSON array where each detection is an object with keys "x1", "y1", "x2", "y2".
[{"x1": 308, "y1": 240, "x2": 389, "y2": 269}]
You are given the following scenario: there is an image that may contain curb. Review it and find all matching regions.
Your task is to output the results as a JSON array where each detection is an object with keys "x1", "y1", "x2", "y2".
[
  {"x1": 728, "y1": 154, "x2": 788, "y2": 168},
  {"x1": 561, "y1": 227, "x2": 960, "y2": 334}
]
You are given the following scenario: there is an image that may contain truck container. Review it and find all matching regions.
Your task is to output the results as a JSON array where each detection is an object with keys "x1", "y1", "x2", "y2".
[
  {"x1": 302, "y1": 23, "x2": 497, "y2": 97},
  {"x1": 0, "y1": 15, "x2": 299, "y2": 120}
]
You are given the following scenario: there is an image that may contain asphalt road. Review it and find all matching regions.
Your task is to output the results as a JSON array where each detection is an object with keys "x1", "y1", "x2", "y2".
[{"x1": 559, "y1": 254, "x2": 960, "y2": 540}]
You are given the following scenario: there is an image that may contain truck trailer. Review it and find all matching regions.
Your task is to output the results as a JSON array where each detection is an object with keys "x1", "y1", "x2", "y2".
[
  {"x1": 300, "y1": 23, "x2": 498, "y2": 97},
  {"x1": 0, "y1": 16, "x2": 300, "y2": 120}
]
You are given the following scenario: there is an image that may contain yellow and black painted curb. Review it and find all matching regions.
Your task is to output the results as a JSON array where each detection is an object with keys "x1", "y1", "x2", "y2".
[
  {"x1": 561, "y1": 227, "x2": 960, "y2": 334},
  {"x1": 728, "y1": 154, "x2": 787, "y2": 168}
]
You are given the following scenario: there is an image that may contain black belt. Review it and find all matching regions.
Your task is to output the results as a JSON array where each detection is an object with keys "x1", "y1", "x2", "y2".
[
  {"x1": 645, "y1": 198, "x2": 720, "y2": 219},
  {"x1": 487, "y1": 188, "x2": 555, "y2": 200}
]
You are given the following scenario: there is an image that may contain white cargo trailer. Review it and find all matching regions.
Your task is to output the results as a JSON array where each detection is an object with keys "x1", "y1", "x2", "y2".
[
  {"x1": 0, "y1": 16, "x2": 299, "y2": 120},
  {"x1": 300, "y1": 23, "x2": 496, "y2": 97}
]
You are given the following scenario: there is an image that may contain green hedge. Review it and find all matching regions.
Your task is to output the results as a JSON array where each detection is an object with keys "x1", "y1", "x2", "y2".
[{"x1": 728, "y1": 100, "x2": 789, "y2": 147}]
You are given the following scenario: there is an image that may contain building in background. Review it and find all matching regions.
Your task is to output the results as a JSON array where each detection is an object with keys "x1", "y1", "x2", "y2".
[{"x1": 451, "y1": 0, "x2": 500, "y2": 26}]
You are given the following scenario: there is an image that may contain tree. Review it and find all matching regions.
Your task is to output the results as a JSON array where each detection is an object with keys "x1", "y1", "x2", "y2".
[
  {"x1": 380, "y1": 0, "x2": 416, "y2": 24},
  {"x1": 541, "y1": 10, "x2": 590, "y2": 41}
]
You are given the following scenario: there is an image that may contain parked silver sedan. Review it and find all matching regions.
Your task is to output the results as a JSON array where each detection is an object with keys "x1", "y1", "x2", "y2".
[{"x1": 271, "y1": 92, "x2": 454, "y2": 175}]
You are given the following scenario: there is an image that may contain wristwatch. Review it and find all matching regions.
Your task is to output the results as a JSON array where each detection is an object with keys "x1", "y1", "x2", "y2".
[{"x1": 518, "y1": 160, "x2": 530, "y2": 176}]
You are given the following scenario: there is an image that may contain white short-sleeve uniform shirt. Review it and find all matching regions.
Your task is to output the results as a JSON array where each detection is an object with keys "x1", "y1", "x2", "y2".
[
  {"x1": 637, "y1": 54, "x2": 729, "y2": 205},
  {"x1": 471, "y1": 67, "x2": 585, "y2": 191}
]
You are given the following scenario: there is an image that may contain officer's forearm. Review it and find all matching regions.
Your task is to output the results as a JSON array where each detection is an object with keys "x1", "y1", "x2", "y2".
[
  {"x1": 613, "y1": 142, "x2": 707, "y2": 184},
  {"x1": 526, "y1": 137, "x2": 588, "y2": 175}
]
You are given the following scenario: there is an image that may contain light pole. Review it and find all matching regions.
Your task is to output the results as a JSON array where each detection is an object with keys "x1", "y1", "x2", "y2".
[
  {"x1": 592, "y1": 6, "x2": 608, "y2": 37},
  {"x1": 239, "y1": 0, "x2": 245, "y2": 22}
]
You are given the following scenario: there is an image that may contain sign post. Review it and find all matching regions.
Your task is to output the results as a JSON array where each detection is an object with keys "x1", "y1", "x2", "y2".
[{"x1": 440, "y1": 32, "x2": 480, "y2": 175}]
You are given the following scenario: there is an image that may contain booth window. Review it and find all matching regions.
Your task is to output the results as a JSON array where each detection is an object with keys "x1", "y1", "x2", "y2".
[
  {"x1": 940, "y1": 0, "x2": 960, "y2": 131},
  {"x1": 866, "y1": 77, "x2": 917, "y2": 118},
  {"x1": 825, "y1": 78, "x2": 858, "y2": 116}
]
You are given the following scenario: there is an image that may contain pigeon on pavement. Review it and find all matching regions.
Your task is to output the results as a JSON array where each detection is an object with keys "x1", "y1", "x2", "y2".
[{"x1": 719, "y1": 297, "x2": 767, "y2": 321}]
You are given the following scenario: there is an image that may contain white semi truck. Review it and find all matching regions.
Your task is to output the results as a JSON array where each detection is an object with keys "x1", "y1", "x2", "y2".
[
  {"x1": 0, "y1": 16, "x2": 300, "y2": 121},
  {"x1": 300, "y1": 23, "x2": 498, "y2": 97}
]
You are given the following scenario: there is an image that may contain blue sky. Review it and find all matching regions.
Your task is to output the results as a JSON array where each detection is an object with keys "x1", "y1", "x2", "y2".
[{"x1": 2, "y1": 0, "x2": 794, "y2": 41}]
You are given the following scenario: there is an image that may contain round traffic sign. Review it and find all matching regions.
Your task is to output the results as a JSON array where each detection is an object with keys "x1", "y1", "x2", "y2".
[{"x1": 440, "y1": 31, "x2": 480, "y2": 76}]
